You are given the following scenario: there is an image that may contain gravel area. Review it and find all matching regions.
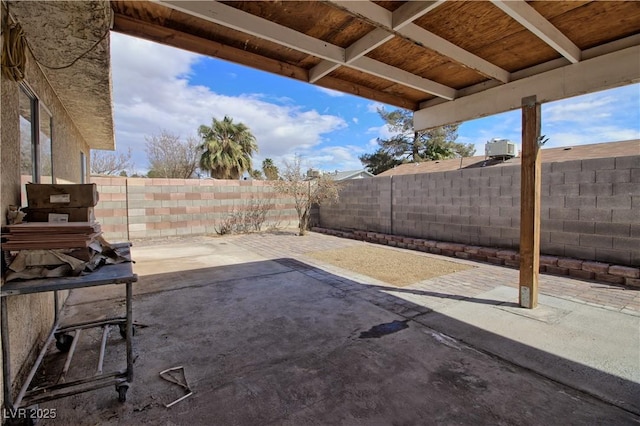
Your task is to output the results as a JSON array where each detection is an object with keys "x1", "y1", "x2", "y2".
[{"x1": 307, "y1": 245, "x2": 475, "y2": 287}]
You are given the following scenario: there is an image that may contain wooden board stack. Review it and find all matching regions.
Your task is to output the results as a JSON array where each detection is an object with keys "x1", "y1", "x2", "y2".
[{"x1": 1, "y1": 222, "x2": 102, "y2": 251}]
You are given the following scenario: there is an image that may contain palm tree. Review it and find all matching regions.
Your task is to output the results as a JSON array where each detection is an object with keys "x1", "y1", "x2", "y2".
[
  {"x1": 198, "y1": 116, "x2": 258, "y2": 179},
  {"x1": 262, "y1": 158, "x2": 279, "y2": 180}
]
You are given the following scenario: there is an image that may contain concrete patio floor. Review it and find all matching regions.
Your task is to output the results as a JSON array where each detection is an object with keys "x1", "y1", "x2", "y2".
[{"x1": 37, "y1": 231, "x2": 639, "y2": 425}]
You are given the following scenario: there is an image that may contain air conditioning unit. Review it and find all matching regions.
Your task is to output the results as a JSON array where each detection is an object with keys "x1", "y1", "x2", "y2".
[
  {"x1": 306, "y1": 169, "x2": 321, "y2": 178},
  {"x1": 485, "y1": 139, "x2": 517, "y2": 159}
]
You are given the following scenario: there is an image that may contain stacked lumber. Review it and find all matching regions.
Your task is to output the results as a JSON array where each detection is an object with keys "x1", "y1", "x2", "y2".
[{"x1": 2, "y1": 222, "x2": 102, "y2": 250}]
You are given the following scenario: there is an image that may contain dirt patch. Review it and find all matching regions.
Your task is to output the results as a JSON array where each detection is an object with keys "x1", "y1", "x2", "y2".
[{"x1": 307, "y1": 245, "x2": 475, "y2": 287}]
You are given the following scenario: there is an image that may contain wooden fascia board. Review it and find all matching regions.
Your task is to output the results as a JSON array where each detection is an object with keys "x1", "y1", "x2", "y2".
[
  {"x1": 414, "y1": 45, "x2": 640, "y2": 130},
  {"x1": 111, "y1": 14, "x2": 418, "y2": 110},
  {"x1": 491, "y1": 0, "x2": 581, "y2": 63}
]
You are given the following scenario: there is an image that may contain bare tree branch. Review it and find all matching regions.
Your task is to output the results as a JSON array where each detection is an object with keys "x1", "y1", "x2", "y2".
[
  {"x1": 91, "y1": 148, "x2": 134, "y2": 176},
  {"x1": 274, "y1": 156, "x2": 340, "y2": 235},
  {"x1": 145, "y1": 130, "x2": 200, "y2": 178}
]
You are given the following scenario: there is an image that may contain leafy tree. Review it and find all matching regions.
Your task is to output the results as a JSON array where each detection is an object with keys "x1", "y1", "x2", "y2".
[
  {"x1": 91, "y1": 148, "x2": 134, "y2": 176},
  {"x1": 198, "y1": 116, "x2": 258, "y2": 179},
  {"x1": 262, "y1": 158, "x2": 279, "y2": 180},
  {"x1": 360, "y1": 108, "x2": 475, "y2": 174},
  {"x1": 359, "y1": 149, "x2": 402, "y2": 175},
  {"x1": 274, "y1": 156, "x2": 341, "y2": 236},
  {"x1": 145, "y1": 130, "x2": 200, "y2": 178}
]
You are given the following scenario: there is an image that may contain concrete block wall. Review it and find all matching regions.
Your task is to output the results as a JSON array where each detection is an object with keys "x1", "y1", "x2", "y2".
[
  {"x1": 319, "y1": 155, "x2": 639, "y2": 267},
  {"x1": 92, "y1": 177, "x2": 298, "y2": 241},
  {"x1": 319, "y1": 176, "x2": 392, "y2": 234}
]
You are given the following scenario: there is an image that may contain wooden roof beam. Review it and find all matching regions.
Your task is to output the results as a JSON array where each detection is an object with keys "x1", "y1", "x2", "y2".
[
  {"x1": 329, "y1": 0, "x2": 510, "y2": 83},
  {"x1": 156, "y1": 0, "x2": 345, "y2": 62},
  {"x1": 414, "y1": 45, "x2": 639, "y2": 130},
  {"x1": 157, "y1": 0, "x2": 457, "y2": 99},
  {"x1": 310, "y1": 28, "x2": 393, "y2": 82},
  {"x1": 392, "y1": 1, "x2": 446, "y2": 30},
  {"x1": 310, "y1": 0, "x2": 441, "y2": 82},
  {"x1": 491, "y1": 0, "x2": 581, "y2": 64}
]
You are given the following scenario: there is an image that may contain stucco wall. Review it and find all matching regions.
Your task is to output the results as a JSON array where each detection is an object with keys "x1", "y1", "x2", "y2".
[
  {"x1": 319, "y1": 156, "x2": 640, "y2": 267},
  {"x1": 1, "y1": 41, "x2": 92, "y2": 404}
]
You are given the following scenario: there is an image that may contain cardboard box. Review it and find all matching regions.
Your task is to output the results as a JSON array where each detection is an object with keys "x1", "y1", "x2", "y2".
[
  {"x1": 26, "y1": 183, "x2": 99, "y2": 208},
  {"x1": 24, "y1": 207, "x2": 96, "y2": 223}
]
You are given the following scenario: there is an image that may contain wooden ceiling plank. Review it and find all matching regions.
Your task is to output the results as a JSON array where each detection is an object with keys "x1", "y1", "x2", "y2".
[
  {"x1": 330, "y1": 0, "x2": 392, "y2": 28},
  {"x1": 328, "y1": 0, "x2": 510, "y2": 83},
  {"x1": 392, "y1": 0, "x2": 445, "y2": 30},
  {"x1": 350, "y1": 57, "x2": 457, "y2": 100},
  {"x1": 491, "y1": 0, "x2": 581, "y2": 63},
  {"x1": 414, "y1": 45, "x2": 640, "y2": 130},
  {"x1": 156, "y1": 0, "x2": 345, "y2": 62},
  {"x1": 401, "y1": 24, "x2": 511, "y2": 83}
]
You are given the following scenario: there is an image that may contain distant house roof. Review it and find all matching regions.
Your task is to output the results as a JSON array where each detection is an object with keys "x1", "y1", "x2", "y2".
[
  {"x1": 331, "y1": 169, "x2": 374, "y2": 181},
  {"x1": 378, "y1": 140, "x2": 639, "y2": 177}
]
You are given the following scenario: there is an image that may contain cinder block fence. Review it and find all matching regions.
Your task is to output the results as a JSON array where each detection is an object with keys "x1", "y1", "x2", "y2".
[
  {"x1": 92, "y1": 177, "x2": 297, "y2": 241},
  {"x1": 318, "y1": 155, "x2": 639, "y2": 268}
]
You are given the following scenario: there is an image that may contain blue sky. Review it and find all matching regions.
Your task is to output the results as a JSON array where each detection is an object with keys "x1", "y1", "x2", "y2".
[{"x1": 110, "y1": 33, "x2": 639, "y2": 174}]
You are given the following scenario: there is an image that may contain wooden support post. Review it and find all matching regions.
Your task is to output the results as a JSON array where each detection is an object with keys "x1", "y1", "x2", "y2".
[{"x1": 519, "y1": 95, "x2": 541, "y2": 309}]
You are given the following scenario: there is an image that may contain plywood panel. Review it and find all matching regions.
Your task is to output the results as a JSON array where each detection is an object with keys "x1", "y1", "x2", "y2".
[
  {"x1": 416, "y1": 1, "x2": 527, "y2": 53},
  {"x1": 223, "y1": 1, "x2": 376, "y2": 48},
  {"x1": 548, "y1": 1, "x2": 640, "y2": 49},
  {"x1": 367, "y1": 37, "x2": 450, "y2": 74},
  {"x1": 367, "y1": 37, "x2": 491, "y2": 89},
  {"x1": 475, "y1": 31, "x2": 560, "y2": 72}
]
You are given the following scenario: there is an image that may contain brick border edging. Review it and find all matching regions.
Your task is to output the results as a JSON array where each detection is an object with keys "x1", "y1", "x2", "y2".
[{"x1": 311, "y1": 227, "x2": 640, "y2": 289}]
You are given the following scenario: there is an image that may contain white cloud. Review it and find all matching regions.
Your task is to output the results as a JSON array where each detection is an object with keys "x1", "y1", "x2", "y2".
[
  {"x1": 541, "y1": 85, "x2": 640, "y2": 147},
  {"x1": 545, "y1": 95, "x2": 614, "y2": 124},
  {"x1": 110, "y1": 33, "x2": 346, "y2": 172},
  {"x1": 316, "y1": 87, "x2": 346, "y2": 97},
  {"x1": 301, "y1": 145, "x2": 367, "y2": 171},
  {"x1": 367, "y1": 102, "x2": 385, "y2": 113},
  {"x1": 352, "y1": 117, "x2": 359, "y2": 124},
  {"x1": 547, "y1": 127, "x2": 639, "y2": 148}
]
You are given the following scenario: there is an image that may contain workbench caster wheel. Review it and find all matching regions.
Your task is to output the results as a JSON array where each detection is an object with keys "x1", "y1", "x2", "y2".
[
  {"x1": 55, "y1": 333, "x2": 73, "y2": 352},
  {"x1": 118, "y1": 323, "x2": 135, "y2": 339},
  {"x1": 116, "y1": 384, "x2": 129, "y2": 403}
]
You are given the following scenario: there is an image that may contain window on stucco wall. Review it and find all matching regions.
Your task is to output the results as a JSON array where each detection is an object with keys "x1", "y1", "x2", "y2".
[{"x1": 19, "y1": 84, "x2": 54, "y2": 205}]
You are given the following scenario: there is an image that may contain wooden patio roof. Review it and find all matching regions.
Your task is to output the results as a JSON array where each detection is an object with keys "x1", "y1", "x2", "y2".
[{"x1": 110, "y1": 0, "x2": 639, "y2": 130}]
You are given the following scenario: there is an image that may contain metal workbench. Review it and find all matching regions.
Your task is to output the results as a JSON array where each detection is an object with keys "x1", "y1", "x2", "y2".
[{"x1": 1, "y1": 251, "x2": 137, "y2": 414}]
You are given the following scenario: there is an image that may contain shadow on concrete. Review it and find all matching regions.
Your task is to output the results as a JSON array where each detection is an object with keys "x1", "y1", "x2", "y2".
[
  {"x1": 271, "y1": 258, "x2": 640, "y2": 416},
  {"x1": 45, "y1": 257, "x2": 639, "y2": 425},
  {"x1": 365, "y1": 284, "x2": 521, "y2": 308}
]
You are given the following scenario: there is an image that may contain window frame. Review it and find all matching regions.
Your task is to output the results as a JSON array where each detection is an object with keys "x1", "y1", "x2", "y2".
[{"x1": 19, "y1": 82, "x2": 54, "y2": 184}]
